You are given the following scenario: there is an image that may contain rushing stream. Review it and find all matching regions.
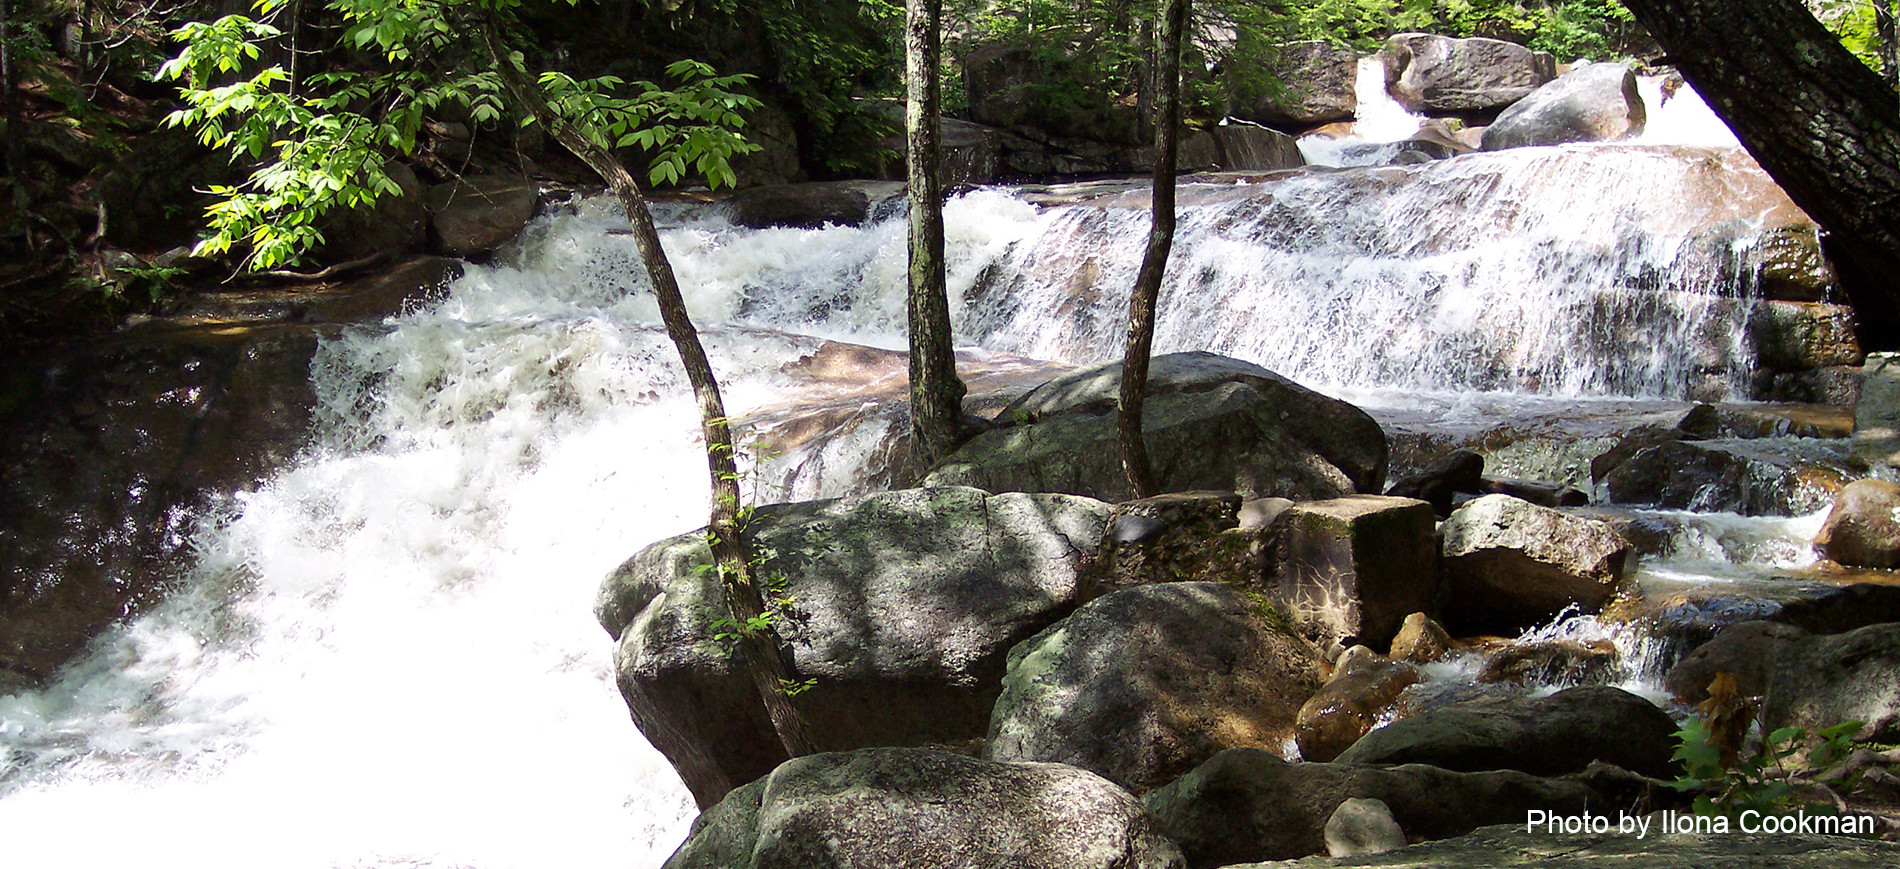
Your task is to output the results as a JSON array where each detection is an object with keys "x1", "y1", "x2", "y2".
[{"x1": 0, "y1": 78, "x2": 1852, "y2": 866}]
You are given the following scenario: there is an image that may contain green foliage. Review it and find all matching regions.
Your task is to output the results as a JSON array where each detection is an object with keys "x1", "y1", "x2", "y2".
[
  {"x1": 1289, "y1": 0, "x2": 1638, "y2": 59},
  {"x1": 159, "y1": 0, "x2": 760, "y2": 271},
  {"x1": 1811, "y1": 0, "x2": 1892, "y2": 76},
  {"x1": 630, "y1": 0, "x2": 900, "y2": 175},
  {"x1": 1672, "y1": 716, "x2": 1866, "y2": 818}
]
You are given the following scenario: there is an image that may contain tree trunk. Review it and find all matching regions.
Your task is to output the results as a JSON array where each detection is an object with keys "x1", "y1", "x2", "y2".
[
  {"x1": 1879, "y1": 2, "x2": 1898, "y2": 90},
  {"x1": 481, "y1": 24, "x2": 819, "y2": 762},
  {"x1": 1620, "y1": 0, "x2": 1900, "y2": 350},
  {"x1": 905, "y1": 0, "x2": 968, "y2": 478},
  {"x1": 2, "y1": 0, "x2": 24, "y2": 210},
  {"x1": 1117, "y1": 0, "x2": 1188, "y2": 500}
]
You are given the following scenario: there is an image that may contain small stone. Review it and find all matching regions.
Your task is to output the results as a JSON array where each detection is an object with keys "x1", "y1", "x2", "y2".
[
  {"x1": 1389, "y1": 612, "x2": 1452, "y2": 664},
  {"x1": 1325, "y1": 797, "x2": 1406, "y2": 858}
]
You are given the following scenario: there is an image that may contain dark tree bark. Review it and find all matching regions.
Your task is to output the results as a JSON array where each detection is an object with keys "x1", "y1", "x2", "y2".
[
  {"x1": 2, "y1": 0, "x2": 24, "y2": 210},
  {"x1": 1621, "y1": 0, "x2": 1900, "y2": 350},
  {"x1": 1116, "y1": 0, "x2": 1188, "y2": 499},
  {"x1": 482, "y1": 24, "x2": 819, "y2": 764},
  {"x1": 904, "y1": 0, "x2": 968, "y2": 477}
]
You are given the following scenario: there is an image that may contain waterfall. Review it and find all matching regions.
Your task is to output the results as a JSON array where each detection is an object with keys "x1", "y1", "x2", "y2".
[
  {"x1": 966, "y1": 146, "x2": 1791, "y2": 399},
  {"x1": 0, "y1": 114, "x2": 1817, "y2": 864}
]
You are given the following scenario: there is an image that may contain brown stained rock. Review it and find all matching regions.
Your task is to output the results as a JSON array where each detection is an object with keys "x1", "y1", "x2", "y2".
[
  {"x1": 1815, "y1": 478, "x2": 1900, "y2": 568},
  {"x1": 1388, "y1": 612, "x2": 1452, "y2": 664},
  {"x1": 1296, "y1": 654, "x2": 1422, "y2": 763},
  {"x1": 1475, "y1": 639, "x2": 1620, "y2": 687}
]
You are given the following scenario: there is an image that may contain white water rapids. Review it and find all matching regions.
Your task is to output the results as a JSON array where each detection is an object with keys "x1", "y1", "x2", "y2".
[{"x1": 0, "y1": 81, "x2": 1837, "y2": 867}]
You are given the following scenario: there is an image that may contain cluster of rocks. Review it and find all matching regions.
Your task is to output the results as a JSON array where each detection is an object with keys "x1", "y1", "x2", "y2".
[{"x1": 591, "y1": 351, "x2": 1900, "y2": 867}]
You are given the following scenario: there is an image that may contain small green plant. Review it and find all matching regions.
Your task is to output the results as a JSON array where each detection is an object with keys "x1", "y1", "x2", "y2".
[{"x1": 1671, "y1": 714, "x2": 1866, "y2": 818}]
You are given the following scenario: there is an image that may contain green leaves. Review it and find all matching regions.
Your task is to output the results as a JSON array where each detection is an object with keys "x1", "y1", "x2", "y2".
[
  {"x1": 1671, "y1": 714, "x2": 1869, "y2": 819},
  {"x1": 160, "y1": 0, "x2": 762, "y2": 272},
  {"x1": 534, "y1": 63, "x2": 761, "y2": 191}
]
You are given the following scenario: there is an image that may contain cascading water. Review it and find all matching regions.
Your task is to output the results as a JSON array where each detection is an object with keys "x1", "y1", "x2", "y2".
[
  {"x1": 967, "y1": 145, "x2": 1788, "y2": 399},
  {"x1": 0, "y1": 77, "x2": 1833, "y2": 863}
]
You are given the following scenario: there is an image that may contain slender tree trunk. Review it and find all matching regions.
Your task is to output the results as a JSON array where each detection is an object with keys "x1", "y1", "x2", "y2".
[
  {"x1": 481, "y1": 25, "x2": 818, "y2": 762},
  {"x1": 905, "y1": 0, "x2": 968, "y2": 478},
  {"x1": 1117, "y1": 0, "x2": 1188, "y2": 500},
  {"x1": 1621, "y1": 0, "x2": 1900, "y2": 351},
  {"x1": 1879, "y1": 2, "x2": 1898, "y2": 90},
  {"x1": 1, "y1": 0, "x2": 25, "y2": 226}
]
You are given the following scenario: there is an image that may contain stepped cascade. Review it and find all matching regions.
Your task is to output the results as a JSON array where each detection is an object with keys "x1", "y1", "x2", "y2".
[{"x1": 0, "y1": 78, "x2": 1863, "y2": 867}]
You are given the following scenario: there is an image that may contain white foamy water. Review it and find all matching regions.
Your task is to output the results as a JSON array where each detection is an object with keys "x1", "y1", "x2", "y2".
[
  {"x1": 0, "y1": 201, "x2": 969, "y2": 867},
  {"x1": 0, "y1": 120, "x2": 1823, "y2": 865},
  {"x1": 1299, "y1": 59, "x2": 1743, "y2": 166}
]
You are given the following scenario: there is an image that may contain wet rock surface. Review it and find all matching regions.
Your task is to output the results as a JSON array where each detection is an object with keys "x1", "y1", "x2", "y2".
[
  {"x1": 986, "y1": 582, "x2": 1323, "y2": 793},
  {"x1": 663, "y1": 747, "x2": 1185, "y2": 869},
  {"x1": 597, "y1": 486, "x2": 1112, "y2": 808},
  {"x1": 1604, "y1": 438, "x2": 1859, "y2": 517},
  {"x1": 1295, "y1": 653, "x2": 1421, "y2": 763},
  {"x1": 0, "y1": 257, "x2": 460, "y2": 682}
]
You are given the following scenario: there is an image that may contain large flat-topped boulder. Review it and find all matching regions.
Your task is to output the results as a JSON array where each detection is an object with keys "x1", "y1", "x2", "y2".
[
  {"x1": 1333, "y1": 685, "x2": 1678, "y2": 780},
  {"x1": 985, "y1": 582, "x2": 1323, "y2": 794},
  {"x1": 925, "y1": 352, "x2": 1387, "y2": 503},
  {"x1": 664, "y1": 748, "x2": 1184, "y2": 869},
  {"x1": 1265, "y1": 495, "x2": 1439, "y2": 651},
  {"x1": 597, "y1": 486, "x2": 1112, "y2": 808},
  {"x1": 1439, "y1": 494, "x2": 1630, "y2": 632},
  {"x1": 1380, "y1": 34, "x2": 1554, "y2": 116}
]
